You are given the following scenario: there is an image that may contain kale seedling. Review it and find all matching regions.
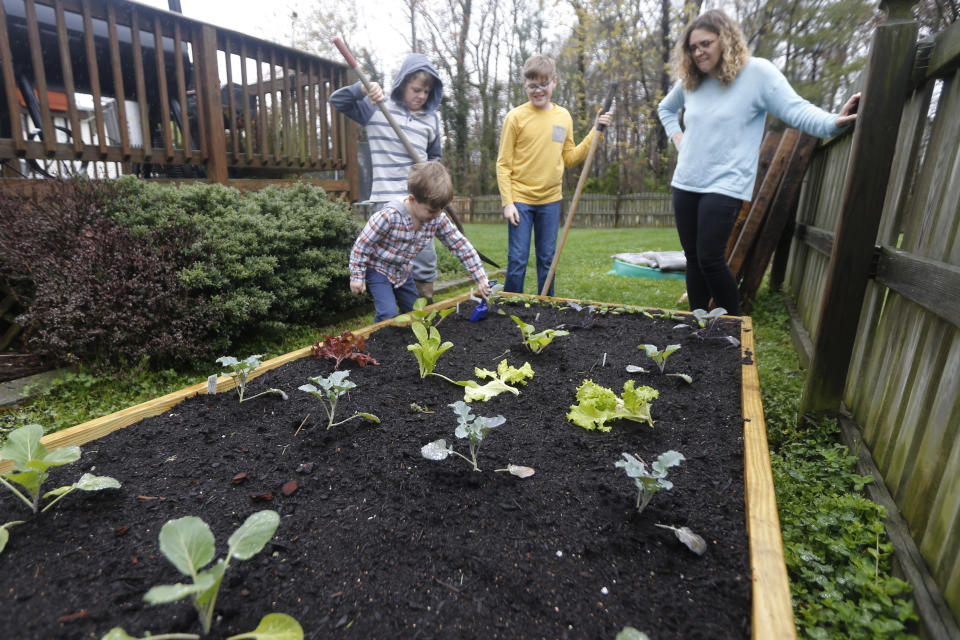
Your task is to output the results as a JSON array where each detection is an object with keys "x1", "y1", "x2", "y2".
[
  {"x1": 299, "y1": 371, "x2": 380, "y2": 429},
  {"x1": 216, "y1": 355, "x2": 288, "y2": 402},
  {"x1": 101, "y1": 612, "x2": 303, "y2": 640},
  {"x1": 312, "y1": 330, "x2": 379, "y2": 370},
  {"x1": 615, "y1": 450, "x2": 684, "y2": 514},
  {"x1": 407, "y1": 321, "x2": 454, "y2": 379},
  {"x1": 143, "y1": 510, "x2": 281, "y2": 635},
  {"x1": 627, "y1": 344, "x2": 692, "y2": 384},
  {"x1": 421, "y1": 401, "x2": 506, "y2": 472},
  {"x1": 511, "y1": 315, "x2": 569, "y2": 353},
  {"x1": 0, "y1": 423, "x2": 120, "y2": 514},
  {"x1": 675, "y1": 308, "x2": 740, "y2": 346},
  {"x1": 567, "y1": 380, "x2": 659, "y2": 431}
]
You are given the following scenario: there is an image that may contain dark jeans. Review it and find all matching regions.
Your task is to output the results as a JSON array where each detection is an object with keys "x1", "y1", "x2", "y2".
[
  {"x1": 505, "y1": 200, "x2": 562, "y2": 296},
  {"x1": 366, "y1": 268, "x2": 418, "y2": 323},
  {"x1": 673, "y1": 188, "x2": 742, "y2": 315}
]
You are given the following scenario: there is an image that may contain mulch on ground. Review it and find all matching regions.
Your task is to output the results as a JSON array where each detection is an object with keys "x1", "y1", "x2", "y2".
[{"x1": 0, "y1": 298, "x2": 750, "y2": 639}]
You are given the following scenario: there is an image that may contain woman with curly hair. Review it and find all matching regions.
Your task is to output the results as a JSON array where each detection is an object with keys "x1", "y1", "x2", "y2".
[{"x1": 658, "y1": 9, "x2": 860, "y2": 315}]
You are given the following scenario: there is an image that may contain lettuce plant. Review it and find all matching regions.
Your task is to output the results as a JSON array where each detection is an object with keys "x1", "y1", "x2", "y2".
[
  {"x1": 627, "y1": 344, "x2": 692, "y2": 384},
  {"x1": 566, "y1": 380, "x2": 659, "y2": 431},
  {"x1": 615, "y1": 451, "x2": 684, "y2": 514},
  {"x1": 143, "y1": 510, "x2": 281, "y2": 635},
  {"x1": 407, "y1": 322, "x2": 453, "y2": 379},
  {"x1": 421, "y1": 401, "x2": 506, "y2": 472},
  {"x1": 0, "y1": 424, "x2": 120, "y2": 513},
  {"x1": 299, "y1": 371, "x2": 380, "y2": 429},
  {"x1": 101, "y1": 612, "x2": 303, "y2": 640},
  {"x1": 311, "y1": 330, "x2": 379, "y2": 370},
  {"x1": 216, "y1": 355, "x2": 288, "y2": 402},
  {"x1": 511, "y1": 315, "x2": 569, "y2": 353},
  {"x1": 462, "y1": 360, "x2": 534, "y2": 402}
]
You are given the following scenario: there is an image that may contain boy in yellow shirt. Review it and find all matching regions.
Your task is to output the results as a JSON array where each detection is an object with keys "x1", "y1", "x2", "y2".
[{"x1": 496, "y1": 54, "x2": 611, "y2": 296}]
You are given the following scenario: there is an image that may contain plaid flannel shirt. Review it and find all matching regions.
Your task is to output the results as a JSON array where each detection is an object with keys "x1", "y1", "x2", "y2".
[{"x1": 349, "y1": 203, "x2": 485, "y2": 286}]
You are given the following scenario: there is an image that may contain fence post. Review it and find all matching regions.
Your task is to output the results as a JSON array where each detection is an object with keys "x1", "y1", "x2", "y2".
[
  {"x1": 195, "y1": 24, "x2": 228, "y2": 184},
  {"x1": 798, "y1": 0, "x2": 919, "y2": 417}
]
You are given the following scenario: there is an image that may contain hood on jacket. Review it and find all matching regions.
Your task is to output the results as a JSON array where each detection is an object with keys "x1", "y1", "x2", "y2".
[{"x1": 390, "y1": 53, "x2": 443, "y2": 114}]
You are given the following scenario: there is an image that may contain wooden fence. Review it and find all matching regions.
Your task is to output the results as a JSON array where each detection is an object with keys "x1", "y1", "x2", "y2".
[
  {"x1": 0, "y1": 0, "x2": 356, "y2": 196},
  {"x1": 782, "y1": 1, "x2": 960, "y2": 636},
  {"x1": 468, "y1": 193, "x2": 673, "y2": 227}
]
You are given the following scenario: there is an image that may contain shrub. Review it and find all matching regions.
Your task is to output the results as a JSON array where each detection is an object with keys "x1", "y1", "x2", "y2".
[
  {"x1": 0, "y1": 180, "x2": 216, "y2": 374},
  {"x1": 107, "y1": 178, "x2": 364, "y2": 343}
]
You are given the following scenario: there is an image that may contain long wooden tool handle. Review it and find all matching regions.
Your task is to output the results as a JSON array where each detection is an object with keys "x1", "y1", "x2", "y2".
[
  {"x1": 332, "y1": 38, "x2": 500, "y2": 269},
  {"x1": 540, "y1": 83, "x2": 617, "y2": 297}
]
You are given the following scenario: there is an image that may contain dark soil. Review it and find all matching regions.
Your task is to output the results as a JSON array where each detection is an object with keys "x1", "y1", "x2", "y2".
[{"x1": 0, "y1": 299, "x2": 751, "y2": 639}]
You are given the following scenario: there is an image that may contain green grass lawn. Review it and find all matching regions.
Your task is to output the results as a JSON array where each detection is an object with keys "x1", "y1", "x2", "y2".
[{"x1": 438, "y1": 223, "x2": 687, "y2": 309}]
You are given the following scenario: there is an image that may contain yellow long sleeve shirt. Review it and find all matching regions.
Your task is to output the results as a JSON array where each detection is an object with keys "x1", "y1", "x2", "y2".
[{"x1": 496, "y1": 102, "x2": 597, "y2": 207}]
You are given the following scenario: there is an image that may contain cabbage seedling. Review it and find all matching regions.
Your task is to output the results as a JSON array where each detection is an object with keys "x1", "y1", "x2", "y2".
[
  {"x1": 0, "y1": 424, "x2": 120, "y2": 513},
  {"x1": 615, "y1": 450, "x2": 684, "y2": 514},
  {"x1": 100, "y1": 612, "x2": 303, "y2": 640},
  {"x1": 421, "y1": 401, "x2": 505, "y2": 472},
  {"x1": 216, "y1": 355, "x2": 288, "y2": 402},
  {"x1": 627, "y1": 344, "x2": 692, "y2": 384},
  {"x1": 511, "y1": 315, "x2": 569, "y2": 353},
  {"x1": 299, "y1": 371, "x2": 380, "y2": 429},
  {"x1": 674, "y1": 308, "x2": 739, "y2": 346},
  {"x1": 143, "y1": 510, "x2": 280, "y2": 635}
]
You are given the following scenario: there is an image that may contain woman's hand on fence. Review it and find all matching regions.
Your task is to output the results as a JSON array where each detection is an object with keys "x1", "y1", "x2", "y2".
[
  {"x1": 503, "y1": 203, "x2": 519, "y2": 226},
  {"x1": 835, "y1": 93, "x2": 861, "y2": 127}
]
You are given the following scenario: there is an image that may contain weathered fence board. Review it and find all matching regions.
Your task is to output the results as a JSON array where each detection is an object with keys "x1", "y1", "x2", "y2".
[{"x1": 461, "y1": 193, "x2": 674, "y2": 227}]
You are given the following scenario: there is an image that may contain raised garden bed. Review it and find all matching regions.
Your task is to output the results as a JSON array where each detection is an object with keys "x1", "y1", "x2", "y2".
[{"x1": 0, "y1": 293, "x2": 792, "y2": 639}]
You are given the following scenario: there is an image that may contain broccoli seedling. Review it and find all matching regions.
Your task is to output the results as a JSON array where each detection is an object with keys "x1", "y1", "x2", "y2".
[
  {"x1": 627, "y1": 344, "x2": 692, "y2": 384},
  {"x1": 299, "y1": 371, "x2": 380, "y2": 429},
  {"x1": 674, "y1": 308, "x2": 740, "y2": 346},
  {"x1": 510, "y1": 315, "x2": 569, "y2": 353},
  {"x1": 143, "y1": 510, "x2": 281, "y2": 635},
  {"x1": 567, "y1": 380, "x2": 659, "y2": 432},
  {"x1": 615, "y1": 451, "x2": 685, "y2": 514},
  {"x1": 216, "y1": 355, "x2": 288, "y2": 402},
  {"x1": 421, "y1": 401, "x2": 506, "y2": 472},
  {"x1": 0, "y1": 424, "x2": 120, "y2": 514},
  {"x1": 101, "y1": 612, "x2": 303, "y2": 640}
]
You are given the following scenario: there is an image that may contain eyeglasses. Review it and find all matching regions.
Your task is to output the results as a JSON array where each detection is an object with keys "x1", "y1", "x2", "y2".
[
  {"x1": 688, "y1": 38, "x2": 717, "y2": 55},
  {"x1": 524, "y1": 80, "x2": 552, "y2": 92}
]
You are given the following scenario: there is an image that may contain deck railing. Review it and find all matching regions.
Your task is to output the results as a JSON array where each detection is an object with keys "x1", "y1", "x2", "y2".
[{"x1": 0, "y1": 0, "x2": 356, "y2": 195}]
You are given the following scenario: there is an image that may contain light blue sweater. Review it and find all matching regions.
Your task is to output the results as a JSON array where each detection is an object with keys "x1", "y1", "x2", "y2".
[{"x1": 658, "y1": 57, "x2": 846, "y2": 201}]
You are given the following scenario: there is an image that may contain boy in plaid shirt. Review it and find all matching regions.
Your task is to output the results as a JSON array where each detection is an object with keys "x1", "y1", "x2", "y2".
[{"x1": 349, "y1": 162, "x2": 491, "y2": 322}]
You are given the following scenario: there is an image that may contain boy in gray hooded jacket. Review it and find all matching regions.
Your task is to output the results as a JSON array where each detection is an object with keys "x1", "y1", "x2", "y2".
[{"x1": 330, "y1": 54, "x2": 444, "y2": 302}]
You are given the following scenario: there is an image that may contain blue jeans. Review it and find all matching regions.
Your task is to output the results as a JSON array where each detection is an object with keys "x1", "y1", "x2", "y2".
[
  {"x1": 505, "y1": 201, "x2": 562, "y2": 296},
  {"x1": 366, "y1": 268, "x2": 419, "y2": 323}
]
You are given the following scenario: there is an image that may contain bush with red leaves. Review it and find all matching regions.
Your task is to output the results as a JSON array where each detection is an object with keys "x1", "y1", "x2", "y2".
[{"x1": 0, "y1": 180, "x2": 218, "y2": 375}]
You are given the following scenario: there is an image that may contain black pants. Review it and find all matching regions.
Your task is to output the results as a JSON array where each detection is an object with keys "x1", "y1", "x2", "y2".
[{"x1": 672, "y1": 188, "x2": 742, "y2": 315}]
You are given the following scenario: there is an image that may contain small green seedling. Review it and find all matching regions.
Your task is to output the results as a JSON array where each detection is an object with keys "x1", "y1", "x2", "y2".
[
  {"x1": 675, "y1": 308, "x2": 740, "y2": 346},
  {"x1": 627, "y1": 344, "x2": 692, "y2": 384},
  {"x1": 299, "y1": 371, "x2": 380, "y2": 429},
  {"x1": 143, "y1": 510, "x2": 281, "y2": 635},
  {"x1": 0, "y1": 423, "x2": 120, "y2": 514},
  {"x1": 101, "y1": 612, "x2": 303, "y2": 640},
  {"x1": 654, "y1": 523, "x2": 707, "y2": 555},
  {"x1": 407, "y1": 322, "x2": 454, "y2": 379},
  {"x1": 462, "y1": 360, "x2": 535, "y2": 402},
  {"x1": 0, "y1": 521, "x2": 25, "y2": 555},
  {"x1": 395, "y1": 297, "x2": 456, "y2": 327},
  {"x1": 216, "y1": 355, "x2": 288, "y2": 402},
  {"x1": 511, "y1": 315, "x2": 569, "y2": 353},
  {"x1": 615, "y1": 450, "x2": 685, "y2": 514},
  {"x1": 567, "y1": 380, "x2": 659, "y2": 432},
  {"x1": 615, "y1": 628, "x2": 651, "y2": 640},
  {"x1": 421, "y1": 401, "x2": 506, "y2": 472}
]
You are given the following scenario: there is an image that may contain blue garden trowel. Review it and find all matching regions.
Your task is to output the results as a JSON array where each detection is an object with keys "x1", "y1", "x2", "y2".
[{"x1": 470, "y1": 280, "x2": 498, "y2": 322}]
